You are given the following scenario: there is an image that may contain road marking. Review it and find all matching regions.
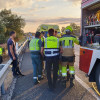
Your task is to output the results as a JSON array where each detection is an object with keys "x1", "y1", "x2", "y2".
[{"x1": 75, "y1": 75, "x2": 100, "y2": 100}]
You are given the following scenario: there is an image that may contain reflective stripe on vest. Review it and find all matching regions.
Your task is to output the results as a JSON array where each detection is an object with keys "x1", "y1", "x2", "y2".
[
  {"x1": 62, "y1": 37, "x2": 74, "y2": 48},
  {"x1": 29, "y1": 38, "x2": 40, "y2": 51},
  {"x1": 44, "y1": 49, "x2": 59, "y2": 57},
  {"x1": 0, "y1": 48, "x2": 2, "y2": 55},
  {"x1": 45, "y1": 53, "x2": 59, "y2": 57},
  {"x1": 44, "y1": 36, "x2": 59, "y2": 57},
  {"x1": 70, "y1": 71, "x2": 75, "y2": 74}
]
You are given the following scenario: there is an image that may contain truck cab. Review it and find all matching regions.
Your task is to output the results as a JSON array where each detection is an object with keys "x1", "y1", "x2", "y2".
[{"x1": 80, "y1": 0, "x2": 100, "y2": 92}]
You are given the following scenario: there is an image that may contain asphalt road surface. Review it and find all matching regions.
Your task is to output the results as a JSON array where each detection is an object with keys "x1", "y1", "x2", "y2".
[{"x1": 11, "y1": 46, "x2": 100, "y2": 100}]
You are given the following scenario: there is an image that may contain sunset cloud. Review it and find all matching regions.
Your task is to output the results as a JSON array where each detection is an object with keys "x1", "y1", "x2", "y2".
[
  {"x1": 64, "y1": 0, "x2": 81, "y2": 5},
  {"x1": 36, "y1": 0, "x2": 50, "y2": 1},
  {"x1": 0, "y1": 0, "x2": 81, "y2": 32},
  {"x1": 64, "y1": 0, "x2": 80, "y2": 2},
  {"x1": 26, "y1": 17, "x2": 80, "y2": 25},
  {"x1": 24, "y1": 17, "x2": 80, "y2": 32},
  {"x1": 0, "y1": 0, "x2": 34, "y2": 9},
  {"x1": 0, "y1": 0, "x2": 50, "y2": 9}
]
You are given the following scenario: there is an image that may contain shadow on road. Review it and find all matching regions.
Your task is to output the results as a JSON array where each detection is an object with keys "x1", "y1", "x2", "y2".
[
  {"x1": 12, "y1": 73, "x2": 73, "y2": 100},
  {"x1": 12, "y1": 50, "x2": 96, "y2": 100}
]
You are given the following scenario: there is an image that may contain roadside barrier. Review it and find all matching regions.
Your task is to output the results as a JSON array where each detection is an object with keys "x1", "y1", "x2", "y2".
[{"x1": 0, "y1": 40, "x2": 28, "y2": 95}]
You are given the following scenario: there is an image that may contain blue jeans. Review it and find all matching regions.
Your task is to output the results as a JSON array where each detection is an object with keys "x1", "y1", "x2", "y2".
[{"x1": 31, "y1": 53, "x2": 42, "y2": 82}]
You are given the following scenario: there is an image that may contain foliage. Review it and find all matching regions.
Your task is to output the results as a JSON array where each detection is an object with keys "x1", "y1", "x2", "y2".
[
  {"x1": 0, "y1": 9, "x2": 26, "y2": 43},
  {"x1": 0, "y1": 21, "x2": 7, "y2": 44},
  {"x1": 61, "y1": 27, "x2": 65, "y2": 33},
  {"x1": 70, "y1": 23, "x2": 80, "y2": 35}
]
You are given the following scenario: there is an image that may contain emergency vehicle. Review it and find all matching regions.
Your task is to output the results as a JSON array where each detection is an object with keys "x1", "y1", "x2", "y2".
[
  {"x1": 36, "y1": 24, "x2": 61, "y2": 37},
  {"x1": 79, "y1": 0, "x2": 100, "y2": 92}
]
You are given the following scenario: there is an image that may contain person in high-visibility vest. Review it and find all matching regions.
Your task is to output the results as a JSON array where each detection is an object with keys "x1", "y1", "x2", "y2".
[
  {"x1": 40, "y1": 31, "x2": 45, "y2": 77},
  {"x1": 41, "y1": 29, "x2": 62, "y2": 91},
  {"x1": 54, "y1": 31, "x2": 62, "y2": 77},
  {"x1": 0, "y1": 46, "x2": 4, "y2": 64},
  {"x1": 60, "y1": 26, "x2": 79, "y2": 87},
  {"x1": 41, "y1": 31, "x2": 45, "y2": 42},
  {"x1": 29, "y1": 32, "x2": 42, "y2": 85}
]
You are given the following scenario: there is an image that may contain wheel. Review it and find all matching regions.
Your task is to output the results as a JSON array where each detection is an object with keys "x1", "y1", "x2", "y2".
[{"x1": 95, "y1": 63, "x2": 100, "y2": 92}]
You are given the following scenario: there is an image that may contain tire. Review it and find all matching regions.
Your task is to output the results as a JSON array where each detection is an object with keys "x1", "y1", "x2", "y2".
[{"x1": 95, "y1": 63, "x2": 100, "y2": 92}]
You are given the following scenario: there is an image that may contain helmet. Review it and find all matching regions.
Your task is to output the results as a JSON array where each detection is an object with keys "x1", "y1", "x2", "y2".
[
  {"x1": 62, "y1": 32, "x2": 66, "y2": 35},
  {"x1": 41, "y1": 31, "x2": 45, "y2": 34},
  {"x1": 65, "y1": 26, "x2": 73, "y2": 32}
]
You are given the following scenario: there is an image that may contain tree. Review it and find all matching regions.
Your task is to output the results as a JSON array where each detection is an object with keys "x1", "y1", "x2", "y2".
[
  {"x1": 61, "y1": 27, "x2": 65, "y2": 33},
  {"x1": 0, "y1": 20, "x2": 7, "y2": 43},
  {"x1": 70, "y1": 23, "x2": 80, "y2": 35},
  {"x1": 0, "y1": 21, "x2": 7, "y2": 34},
  {"x1": 0, "y1": 9, "x2": 26, "y2": 38}
]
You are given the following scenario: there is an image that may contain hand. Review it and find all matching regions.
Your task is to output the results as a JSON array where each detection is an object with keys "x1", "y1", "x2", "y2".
[
  {"x1": 60, "y1": 50, "x2": 63, "y2": 54},
  {"x1": 60, "y1": 47, "x2": 63, "y2": 54},
  {"x1": 41, "y1": 52, "x2": 44, "y2": 57},
  {"x1": 13, "y1": 56, "x2": 16, "y2": 60}
]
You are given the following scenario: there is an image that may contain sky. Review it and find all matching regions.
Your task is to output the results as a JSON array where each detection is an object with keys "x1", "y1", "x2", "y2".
[{"x1": 0, "y1": 0, "x2": 81, "y2": 32}]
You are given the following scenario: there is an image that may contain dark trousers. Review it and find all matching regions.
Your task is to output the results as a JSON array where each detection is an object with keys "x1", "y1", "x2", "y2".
[
  {"x1": 0, "y1": 56, "x2": 3, "y2": 64},
  {"x1": 12, "y1": 58, "x2": 22, "y2": 76},
  {"x1": 46, "y1": 56, "x2": 59, "y2": 89},
  {"x1": 28, "y1": 40, "x2": 30, "y2": 48}
]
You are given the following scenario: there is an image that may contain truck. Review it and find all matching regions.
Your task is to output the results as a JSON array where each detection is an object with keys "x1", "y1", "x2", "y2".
[
  {"x1": 36, "y1": 24, "x2": 61, "y2": 38},
  {"x1": 79, "y1": 0, "x2": 100, "y2": 92}
]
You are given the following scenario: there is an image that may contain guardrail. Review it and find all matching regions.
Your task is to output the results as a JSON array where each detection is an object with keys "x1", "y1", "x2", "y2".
[{"x1": 0, "y1": 40, "x2": 28, "y2": 95}]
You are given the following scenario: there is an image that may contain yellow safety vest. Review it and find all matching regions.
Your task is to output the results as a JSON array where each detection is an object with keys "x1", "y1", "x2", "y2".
[
  {"x1": 44, "y1": 36, "x2": 59, "y2": 48},
  {"x1": 44, "y1": 36, "x2": 59, "y2": 57},
  {"x1": 41, "y1": 37, "x2": 44, "y2": 42},
  {"x1": 29, "y1": 38, "x2": 40, "y2": 51},
  {"x1": 61, "y1": 35, "x2": 79, "y2": 48},
  {"x1": 0, "y1": 48, "x2": 3, "y2": 56}
]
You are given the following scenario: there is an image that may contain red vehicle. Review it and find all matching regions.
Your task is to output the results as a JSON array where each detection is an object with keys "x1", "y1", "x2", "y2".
[{"x1": 80, "y1": 0, "x2": 100, "y2": 92}]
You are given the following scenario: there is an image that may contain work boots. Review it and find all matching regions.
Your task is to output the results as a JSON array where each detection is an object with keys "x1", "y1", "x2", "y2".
[{"x1": 70, "y1": 75, "x2": 75, "y2": 87}]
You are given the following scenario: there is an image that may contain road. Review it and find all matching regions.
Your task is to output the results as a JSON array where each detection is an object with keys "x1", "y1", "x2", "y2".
[{"x1": 11, "y1": 46, "x2": 100, "y2": 100}]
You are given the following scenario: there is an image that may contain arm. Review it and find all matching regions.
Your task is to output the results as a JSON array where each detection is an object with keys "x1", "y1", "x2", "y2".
[
  {"x1": 74, "y1": 37, "x2": 79, "y2": 45},
  {"x1": 38, "y1": 39, "x2": 42, "y2": 49},
  {"x1": 13, "y1": 40, "x2": 17, "y2": 54},
  {"x1": 60, "y1": 46, "x2": 63, "y2": 54},
  {"x1": 41, "y1": 40, "x2": 44, "y2": 56},
  {"x1": 9, "y1": 44, "x2": 16, "y2": 60},
  {"x1": 15, "y1": 42, "x2": 17, "y2": 54},
  {"x1": 59, "y1": 38, "x2": 63, "y2": 53},
  {"x1": 41, "y1": 47, "x2": 44, "y2": 56}
]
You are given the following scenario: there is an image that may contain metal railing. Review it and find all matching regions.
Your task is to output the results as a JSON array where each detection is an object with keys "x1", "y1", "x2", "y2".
[{"x1": 0, "y1": 40, "x2": 28, "y2": 95}]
